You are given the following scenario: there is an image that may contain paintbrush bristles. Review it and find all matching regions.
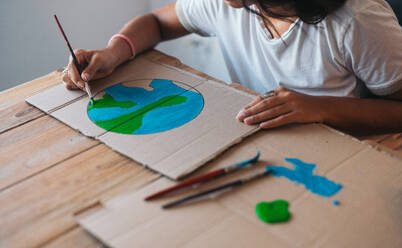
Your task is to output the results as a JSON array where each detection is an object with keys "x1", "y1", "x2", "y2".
[{"x1": 84, "y1": 82, "x2": 94, "y2": 101}]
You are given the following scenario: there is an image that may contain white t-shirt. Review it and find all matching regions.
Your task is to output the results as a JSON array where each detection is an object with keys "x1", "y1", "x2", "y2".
[{"x1": 175, "y1": 0, "x2": 402, "y2": 96}]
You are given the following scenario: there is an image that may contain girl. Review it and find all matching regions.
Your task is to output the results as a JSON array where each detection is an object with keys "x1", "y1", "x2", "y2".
[{"x1": 62, "y1": 0, "x2": 402, "y2": 134}]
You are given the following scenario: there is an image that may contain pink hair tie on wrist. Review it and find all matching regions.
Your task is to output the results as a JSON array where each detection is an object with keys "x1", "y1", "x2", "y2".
[{"x1": 108, "y1": 34, "x2": 136, "y2": 59}]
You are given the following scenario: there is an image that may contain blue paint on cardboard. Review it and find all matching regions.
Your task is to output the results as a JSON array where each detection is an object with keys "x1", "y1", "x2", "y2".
[{"x1": 266, "y1": 158, "x2": 342, "y2": 197}]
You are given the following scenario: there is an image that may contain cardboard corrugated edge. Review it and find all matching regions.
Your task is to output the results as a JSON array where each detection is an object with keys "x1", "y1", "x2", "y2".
[{"x1": 362, "y1": 139, "x2": 402, "y2": 161}]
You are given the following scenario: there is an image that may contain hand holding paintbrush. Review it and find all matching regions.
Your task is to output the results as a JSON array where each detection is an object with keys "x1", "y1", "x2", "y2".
[
  {"x1": 55, "y1": 15, "x2": 128, "y2": 100},
  {"x1": 54, "y1": 14, "x2": 94, "y2": 102}
]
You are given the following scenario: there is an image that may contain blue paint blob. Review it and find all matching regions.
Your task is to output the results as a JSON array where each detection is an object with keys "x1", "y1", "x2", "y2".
[
  {"x1": 332, "y1": 200, "x2": 340, "y2": 206},
  {"x1": 266, "y1": 158, "x2": 342, "y2": 197}
]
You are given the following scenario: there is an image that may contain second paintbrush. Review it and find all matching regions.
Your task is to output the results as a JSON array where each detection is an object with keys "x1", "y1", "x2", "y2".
[
  {"x1": 145, "y1": 151, "x2": 260, "y2": 201},
  {"x1": 162, "y1": 167, "x2": 272, "y2": 209}
]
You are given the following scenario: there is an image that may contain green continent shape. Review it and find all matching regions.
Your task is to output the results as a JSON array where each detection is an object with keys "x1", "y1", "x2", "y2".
[
  {"x1": 255, "y1": 200, "x2": 291, "y2": 223},
  {"x1": 88, "y1": 93, "x2": 137, "y2": 111},
  {"x1": 95, "y1": 95, "x2": 187, "y2": 134}
]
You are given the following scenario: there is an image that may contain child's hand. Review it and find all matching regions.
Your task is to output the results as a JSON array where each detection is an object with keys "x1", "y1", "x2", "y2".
[
  {"x1": 62, "y1": 47, "x2": 121, "y2": 90},
  {"x1": 236, "y1": 87, "x2": 327, "y2": 129}
]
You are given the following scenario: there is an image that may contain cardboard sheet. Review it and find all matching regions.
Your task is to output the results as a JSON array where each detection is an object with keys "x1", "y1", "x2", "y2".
[
  {"x1": 25, "y1": 57, "x2": 260, "y2": 179},
  {"x1": 77, "y1": 124, "x2": 402, "y2": 248}
]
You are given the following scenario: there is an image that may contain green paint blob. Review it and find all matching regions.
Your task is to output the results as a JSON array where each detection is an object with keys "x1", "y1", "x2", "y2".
[
  {"x1": 88, "y1": 93, "x2": 136, "y2": 111},
  {"x1": 93, "y1": 95, "x2": 187, "y2": 134},
  {"x1": 255, "y1": 200, "x2": 291, "y2": 223}
]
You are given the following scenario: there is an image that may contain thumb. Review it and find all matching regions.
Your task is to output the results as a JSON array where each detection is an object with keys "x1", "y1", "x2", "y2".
[{"x1": 81, "y1": 55, "x2": 103, "y2": 82}]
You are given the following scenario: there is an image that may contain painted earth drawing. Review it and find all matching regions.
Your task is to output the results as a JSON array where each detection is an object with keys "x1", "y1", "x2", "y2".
[{"x1": 87, "y1": 79, "x2": 204, "y2": 135}]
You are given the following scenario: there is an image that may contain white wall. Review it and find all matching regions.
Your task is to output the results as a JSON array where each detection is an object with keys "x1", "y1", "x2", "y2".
[{"x1": 0, "y1": 0, "x2": 229, "y2": 91}]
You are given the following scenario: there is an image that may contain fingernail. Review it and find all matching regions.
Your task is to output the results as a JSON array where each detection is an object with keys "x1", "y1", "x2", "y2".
[
  {"x1": 236, "y1": 111, "x2": 246, "y2": 120},
  {"x1": 82, "y1": 73, "x2": 90, "y2": 82},
  {"x1": 78, "y1": 81, "x2": 85, "y2": 88},
  {"x1": 244, "y1": 117, "x2": 253, "y2": 124}
]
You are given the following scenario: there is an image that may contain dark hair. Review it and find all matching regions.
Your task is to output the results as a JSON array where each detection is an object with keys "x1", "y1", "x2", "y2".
[{"x1": 244, "y1": 0, "x2": 347, "y2": 24}]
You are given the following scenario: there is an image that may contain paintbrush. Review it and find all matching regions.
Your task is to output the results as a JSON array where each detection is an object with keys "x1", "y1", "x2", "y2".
[
  {"x1": 54, "y1": 14, "x2": 94, "y2": 104},
  {"x1": 145, "y1": 152, "x2": 260, "y2": 201},
  {"x1": 162, "y1": 167, "x2": 272, "y2": 209}
]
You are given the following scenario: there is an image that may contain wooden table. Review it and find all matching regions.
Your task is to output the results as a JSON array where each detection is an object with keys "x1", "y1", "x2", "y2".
[{"x1": 1, "y1": 50, "x2": 401, "y2": 248}]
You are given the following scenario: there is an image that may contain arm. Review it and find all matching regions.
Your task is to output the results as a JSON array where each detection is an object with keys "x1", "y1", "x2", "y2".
[
  {"x1": 63, "y1": 3, "x2": 188, "y2": 89},
  {"x1": 109, "y1": 3, "x2": 189, "y2": 67},
  {"x1": 237, "y1": 87, "x2": 402, "y2": 135},
  {"x1": 323, "y1": 88, "x2": 402, "y2": 133}
]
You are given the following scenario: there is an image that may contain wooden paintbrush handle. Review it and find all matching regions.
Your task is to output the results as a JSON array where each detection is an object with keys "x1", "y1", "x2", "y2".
[{"x1": 145, "y1": 169, "x2": 225, "y2": 201}]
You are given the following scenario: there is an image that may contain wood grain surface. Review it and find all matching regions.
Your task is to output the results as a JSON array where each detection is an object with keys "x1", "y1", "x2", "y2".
[{"x1": 0, "y1": 50, "x2": 401, "y2": 248}]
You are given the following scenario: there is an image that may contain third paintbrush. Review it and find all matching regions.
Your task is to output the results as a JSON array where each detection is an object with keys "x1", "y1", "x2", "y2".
[
  {"x1": 145, "y1": 151, "x2": 260, "y2": 201},
  {"x1": 162, "y1": 167, "x2": 272, "y2": 209}
]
